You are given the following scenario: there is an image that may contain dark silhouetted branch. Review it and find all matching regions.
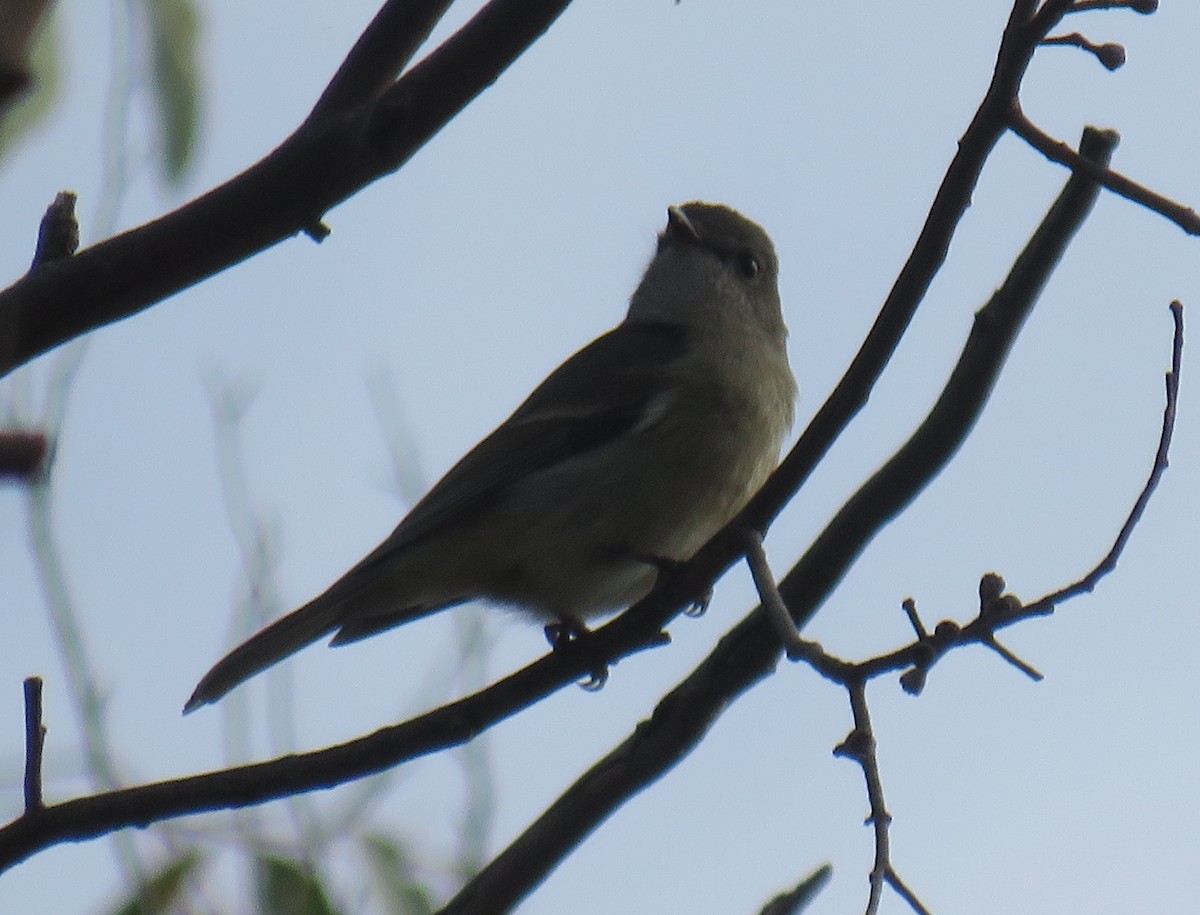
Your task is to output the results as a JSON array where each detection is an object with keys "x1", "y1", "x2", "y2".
[{"x1": 0, "y1": 0, "x2": 574, "y2": 376}]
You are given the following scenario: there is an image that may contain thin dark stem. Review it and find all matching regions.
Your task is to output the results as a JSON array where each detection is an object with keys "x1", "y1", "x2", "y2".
[
  {"x1": 730, "y1": 0, "x2": 1043, "y2": 544},
  {"x1": 23, "y1": 678, "x2": 45, "y2": 813},
  {"x1": 741, "y1": 529, "x2": 805, "y2": 657},
  {"x1": 777, "y1": 125, "x2": 1117, "y2": 634},
  {"x1": 831, "y1": 681, "x2": 931, "y2": 915},
  {"x1": 1020, "y1": 301, "x2": 1183, "y2": 614},
  {"x1": 1070, "y1": 0, "x2": 1159, "y2": 13},
  {"x1": 1009, "y1": 108, "x2": 1200, "y2": 234},
  {"x1": 836, "y1": 683, "x2": 890, "y2": 915},
  {"x1": 827, "y1": 299, "x2": 1183, "y2": 687},
  {"x1": 1040, "y1": 32, "x2": 1126, "y2": 70},
  {"x1": 885, "y1": 871, "x2": 934, "y2": 915},
  {"x1": 980, "y1": 635, "x2": 1044, "y2": 680}
]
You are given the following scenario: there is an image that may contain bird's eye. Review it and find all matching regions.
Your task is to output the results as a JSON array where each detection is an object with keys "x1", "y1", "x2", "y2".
[{"x1": 735, "y1": 251, "x2": 760, "y2": 279}]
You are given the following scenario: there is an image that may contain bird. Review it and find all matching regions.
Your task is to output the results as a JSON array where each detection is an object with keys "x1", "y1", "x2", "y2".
[{"x1": 184, "y1": 202, "x2": 796, "y2": 713}]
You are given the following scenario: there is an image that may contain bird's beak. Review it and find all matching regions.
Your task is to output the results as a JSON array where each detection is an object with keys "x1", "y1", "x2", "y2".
[{"x1": 666, "y1": 205, "x2": 701, "y2": 243}]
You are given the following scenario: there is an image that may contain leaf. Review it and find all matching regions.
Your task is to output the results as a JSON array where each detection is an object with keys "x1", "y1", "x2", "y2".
[
  {"x1": 758, "y1": 864, "x2": 833, "y2": 915},
  {"x1": 106, "y1": 850, "x2": 204, "y2": 915},
  {"x1": 139, "y1": 0, "x2": 201, "y2": 185},
  {"x1": 362, "y1": 833, "x2": 437, "y2": 915},
  {"x1": 255, "y1": 855, "x2": 340, "y2": 915},
  {"x1": 0, "y1": 8, "x2": 60, "y2": 166}
]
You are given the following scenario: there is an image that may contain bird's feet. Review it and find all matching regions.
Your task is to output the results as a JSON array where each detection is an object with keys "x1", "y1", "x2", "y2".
[{"x1": 545, "y1": 618, "x2": 609, "y2": 690}]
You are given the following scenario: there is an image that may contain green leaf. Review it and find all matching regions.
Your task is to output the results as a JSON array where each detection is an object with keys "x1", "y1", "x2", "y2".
[
  {"x1": 759, "y1": 863, "x2": 833, "y2": 915},
  {"x1": 362, "y1": 833, "x2": 437, "y2": 915},
  {"x1": 106, "y1": 850, "x2": 204, "y2": 915},
  {"x1": 139, "y1": 0, "x2": 201, "y2": 185},
  {"x1": 255, "y1": 855, "x2": 339, "y2": 915},
  {"x1": 0, "y1": 9, "x2": 60, "y2": 165}
]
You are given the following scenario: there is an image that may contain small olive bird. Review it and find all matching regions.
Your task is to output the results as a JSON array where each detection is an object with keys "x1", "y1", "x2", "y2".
[{"x1": 185, "y1": 202, "x2": 796, "y2": 713}]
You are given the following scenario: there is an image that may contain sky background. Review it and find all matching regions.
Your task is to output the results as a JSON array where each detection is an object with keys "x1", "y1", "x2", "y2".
[{"x1": 2, "y1": 2, "x2": 1199, "y2": 913}]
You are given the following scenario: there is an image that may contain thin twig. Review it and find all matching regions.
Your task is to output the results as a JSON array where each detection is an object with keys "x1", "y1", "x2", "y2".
[
  {"x1": 1020, "y1": 301, "x2": 1183, "y2": 615},
  {"x1": 22, "y1": 678, "x2": 45, "y2": 812},
  {"x1": 1009, "y1": 108, "x2": 1200, "y2": 235},
  {"x1": 29, "y1": 192, "x2": 80, "y2": 270},
  {"x1": 885, "y1": 871, "x2": 934, "y2": 915},
  {"x1": 1040, "y1": 32, "x2": 1125, "y2": 70},
  {"x1": 980, "y1": 635, "x2": 1044, "y2": 681},
  {"x1": 1070, "y1": 0, "x2": 1159, "y2": 14},
  {"x1": 310, "y1": 0, "x2": 454, "y2": 117},
  {"x1": 901, "y1": 598, "x2": 927, "y2": 639},
  {"x1": 815, "y1": 298, "x2": 1185, "y2": 692},
  {"x1": 741, "y1": 529, "x2": 806, "y2": 658},
  {"x1": 833, "y1": 682, "x2": 930, "y2": 915}
]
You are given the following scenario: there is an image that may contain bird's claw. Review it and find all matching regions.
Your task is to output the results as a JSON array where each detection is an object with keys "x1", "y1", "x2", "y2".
[
  {"x1": 684, "y1": 587, "x2": 713, "y2": 618},
  {"x1": 579, "y1": 666, "x2": 609, "y2": 691},
  {"x1": 545, "y1": 620, "x2": 610, "y2": 691},
  {"x1": 544, "y1": 618, "x2": 589, "y2": 648}
]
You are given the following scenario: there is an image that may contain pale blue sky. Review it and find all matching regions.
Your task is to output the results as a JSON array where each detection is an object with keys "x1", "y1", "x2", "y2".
[{"x1": 3, "y1": 3, "x2": 1198, "y2": 913}]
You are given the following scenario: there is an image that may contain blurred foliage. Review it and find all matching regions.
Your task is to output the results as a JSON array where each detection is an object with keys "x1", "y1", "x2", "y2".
[
  {"x1": 0, "y1": 0, "x2": 202, "y2": 187},
  {"x1": 141, "y1": 0, "x2": 202, "y2": 186},
  {"x1": 0, "y1": 8, "x2": 61, "y2": 164},
  {"x1": 758, "y1": 864, "x2": 832, "y2": 915},
  {"x1": 105, "y1": 851, "x2": 205, "y2": 915},
  {"x1": 363, "y1": 832, "x2": 438, "y2": 915},
  {"x1": 255, "y1": 855, "x2": 340, "y2": 915}
]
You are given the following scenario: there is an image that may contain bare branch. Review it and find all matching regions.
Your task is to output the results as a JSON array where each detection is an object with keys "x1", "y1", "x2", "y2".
[
  {"x1": 730, "y1": 0, "x2": 1047, "y2": 545},
  {"x1": 1009, "y1": 108, "x2": 1200, "y2": 234},
  {"x1": 310, "y1": 0, "x2": 455, "y2": 117},
  {"x1": 849, "y1": 299, "x2": 1183, "y2": 688},
  {"x1": 1040, "y1": 32, "x2": 1126, "y2": 69},
  {"x1": 0, "y1": 0, "x2": 575, "y2": 376},
  {"x1": 776, "y1": 125, "x2": 1117, "y2": 634},
  {"x1": 1070, "y1": 0, "x2": 1158, "y2": 13},
  {"x1": 832, "y1": 682, "x2": 933, "y2": 915},
  {"x1": 741, "y1": 529, "x2": 806, "y2": 658},
  {"x1": 1018, "y1": 301, "x2": 1183, "y2": 615}
]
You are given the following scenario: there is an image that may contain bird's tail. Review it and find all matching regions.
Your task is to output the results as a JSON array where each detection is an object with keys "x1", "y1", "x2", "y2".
[{"x1": 183, "y1": 594, "x2": 344, "y2": 714}]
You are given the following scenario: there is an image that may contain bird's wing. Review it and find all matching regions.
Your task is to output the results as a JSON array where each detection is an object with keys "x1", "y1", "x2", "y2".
[{"x1": 355, "y1": 320, "x2": 689, "y2": 563}]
